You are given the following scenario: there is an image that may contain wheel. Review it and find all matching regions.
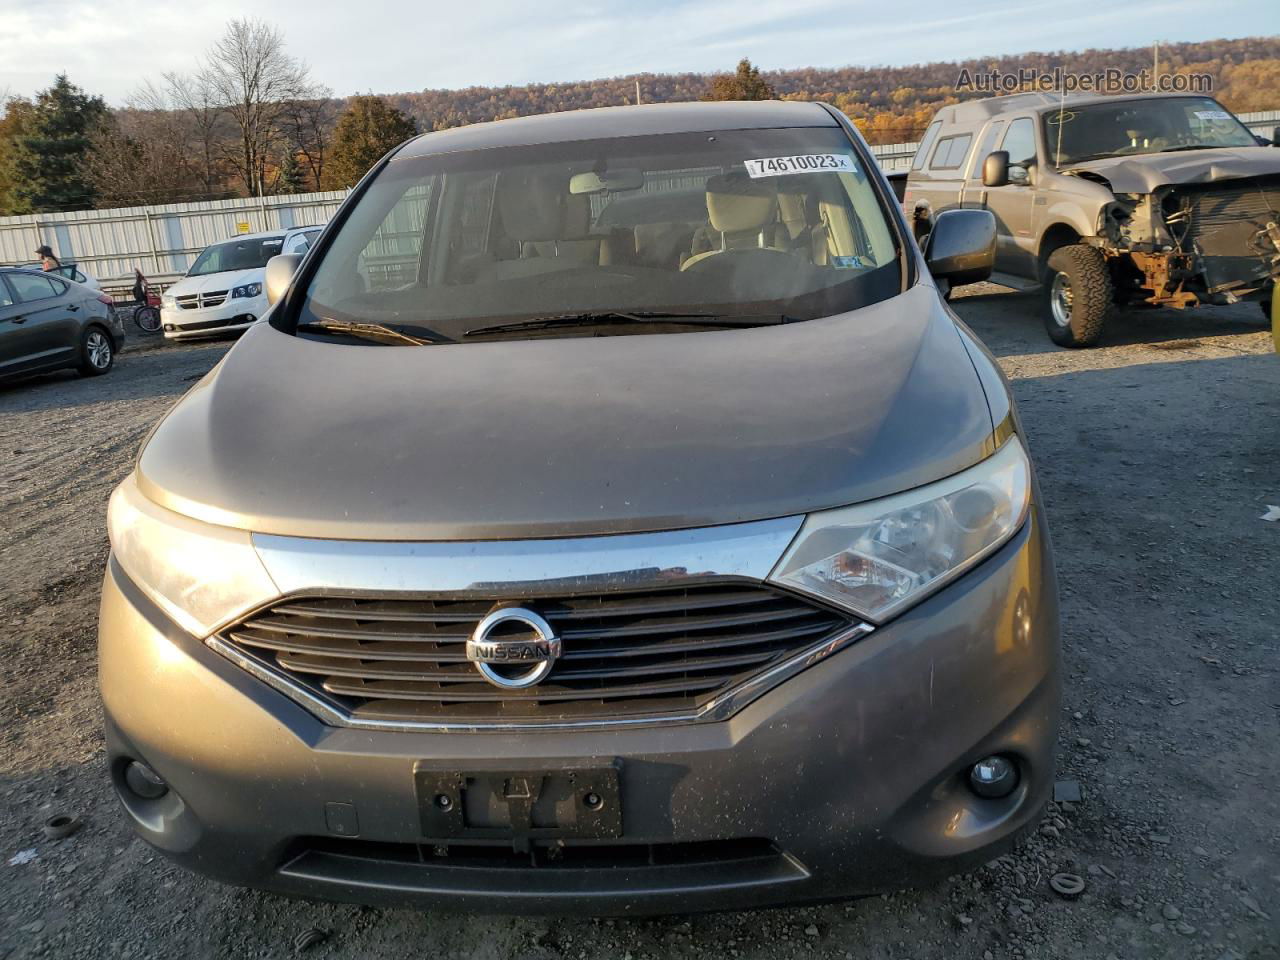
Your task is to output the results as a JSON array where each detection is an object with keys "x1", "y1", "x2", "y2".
[
  {"x1": 134, "y1": 305, "x2": 161, "y2": 333},
  {"x1": 1042, "y1": 245, "x2": 1112, "y2": 348},
  {"x1": 77, "y1": 326, "x2": 114, "y2": 376}
]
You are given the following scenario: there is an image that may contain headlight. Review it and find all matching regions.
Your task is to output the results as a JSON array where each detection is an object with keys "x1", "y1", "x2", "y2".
[
  {"x1": 107, "y1": 475, "x2": 279, "y2": 638},
  {"x1": 769, "y1": 437, "x2": 1031, "y2": 622},
  {"x1": 161, "y1": 295, "x2": 176, "y2": 308},
  {"x1": 231, "y1": 282, "x2": 262, "y2": 299}
]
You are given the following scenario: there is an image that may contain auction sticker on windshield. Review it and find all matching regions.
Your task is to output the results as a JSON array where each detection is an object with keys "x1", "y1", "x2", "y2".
[{"x1": 744, "y1": 154, "x2": 856, "y2": 178}]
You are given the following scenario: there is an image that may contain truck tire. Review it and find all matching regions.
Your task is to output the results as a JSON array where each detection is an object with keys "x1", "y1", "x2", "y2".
[{"x1": 1043, "y1": 245, "x2": 1111, "y2": 348}]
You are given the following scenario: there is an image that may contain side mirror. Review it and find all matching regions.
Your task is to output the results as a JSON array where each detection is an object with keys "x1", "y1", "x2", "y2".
[
  {"x1": 264, "y1": 254, "x2": 302, "y2": 306},
  {"x1": 982, "y1": 151, "x2": 1010, "y2": 187},
  {"x1": 924, "y1": 209, "x2": 996, "y2": 286},
  {"x1": 1272, "y1": 125, "x2": 1280, "y2": 146}
]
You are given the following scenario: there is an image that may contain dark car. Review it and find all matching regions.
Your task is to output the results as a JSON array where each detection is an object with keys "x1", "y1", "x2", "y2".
[
  {"x1": 100, "y1": 100, "x2": 1059, "y2": 915},
  {"x1": 0, "y1": 267, "x2": 124, "y2": 381}
]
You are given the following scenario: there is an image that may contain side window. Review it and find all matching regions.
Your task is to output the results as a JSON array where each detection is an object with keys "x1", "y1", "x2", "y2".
[
  {"x1": 929, "y1": 134, "x2": 973, "y2": 171},
  {"x1": 8, "y1": 273, "x2": 60, "y2": 302},
  {"x1": 1001, "y1": 118, "x2": 1038, "y2": 167},
  {"x1": 968, "y1": 121, "x2": 1006, "y2": 180},
  {"x1": 912, "y1": 121, "x2": 942, "y2": 171},
  {"x1": 0, "y1": 277, "x2": 14, "y2": 308},
  {"x1": 285, "y1": 233, "x2": 310, "y2": 255},
  {"x1": 358, "y1": 181, "x2": 434, "y2": 292}
]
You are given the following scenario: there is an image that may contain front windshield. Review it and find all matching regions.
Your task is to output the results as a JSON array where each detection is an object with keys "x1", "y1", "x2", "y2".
[
  {"x1": 294, "y1": 127, "x2": 902, "y2": 342},
  {"x1": 1045, "y1": 97, "x2": 1256, "y2": 166},
  {"x1": 188, "y1": 237, "x2": 284, "y2": 277}
]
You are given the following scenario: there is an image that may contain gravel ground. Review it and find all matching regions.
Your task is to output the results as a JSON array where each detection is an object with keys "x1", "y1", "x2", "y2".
[{"x1": 1, "y1": 297, "x2": 1278, "y2": 960}]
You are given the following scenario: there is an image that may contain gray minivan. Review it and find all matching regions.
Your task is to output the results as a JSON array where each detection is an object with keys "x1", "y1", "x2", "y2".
[{"x1": 99, "y1": 101, "x2": 1060, "y2": 914}]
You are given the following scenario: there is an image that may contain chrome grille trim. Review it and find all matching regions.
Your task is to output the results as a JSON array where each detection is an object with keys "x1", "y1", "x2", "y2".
[
  {"x1": 206, "y1": 621, "x2": 873, "y2": 732},
  {"x1": 216, "y1": 583, "x2": 855, "y2": 721}
]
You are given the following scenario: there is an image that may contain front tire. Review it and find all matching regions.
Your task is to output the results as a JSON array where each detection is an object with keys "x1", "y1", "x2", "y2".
[
  {"x1": 77, "y1": 327, "x2": 114, "y2": 376},
  {"x1": 1043, "y1": 245, "x2": 1112, "y2": 348}
]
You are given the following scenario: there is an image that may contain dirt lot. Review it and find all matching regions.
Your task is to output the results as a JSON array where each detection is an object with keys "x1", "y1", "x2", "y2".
[{"x1": 1, "y1": 295, "x2": 1278, "y2": 960}]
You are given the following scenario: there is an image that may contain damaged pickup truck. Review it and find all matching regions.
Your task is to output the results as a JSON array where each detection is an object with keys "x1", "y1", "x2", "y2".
[{"x1": 896, "y1": 92, "x2": 1280, "y2": 346}]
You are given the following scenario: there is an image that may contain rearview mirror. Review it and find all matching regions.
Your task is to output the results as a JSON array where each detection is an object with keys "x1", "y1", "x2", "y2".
[
  {"x1": 924, "y1": 209, "x2": 996, "y2": 286},
  {"x1": 264, "y1": 254, "x2": 302, "y2": 306},
  {"x1": 982, "y1": 151, "x2": 1010, "y2": 188},
  {"x1": 569, "y1": 169, "x2": 645, "y2": 194},
  {"x1": 1272, "y1": 125, "x2": 1280, "y2": 146}
]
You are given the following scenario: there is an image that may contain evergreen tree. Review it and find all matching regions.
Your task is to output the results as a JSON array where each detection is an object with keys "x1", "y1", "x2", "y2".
[
  {"x1": 14, "y1": 75, "x2": 108, "y2": 212},
  {"x1": 278, "y1": 149, "x2": 306, "y2": 194},
  {"x1": 703, "y1": 59, "x2": 775, "y2": 102},
  {"x1": 324, "y1": 96, "x2": 418, "y2": 190}
]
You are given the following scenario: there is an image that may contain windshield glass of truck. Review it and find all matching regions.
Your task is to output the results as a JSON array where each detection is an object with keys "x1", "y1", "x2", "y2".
[
  {"x1": 1045, "y1": 97, "x2": 1257, "y2": 165},
  {"x1": 294, "y1": 128, "x2": 901, "y2": 342},
  {"x1": 188, "y1": 237, "x2": 284, "y2": 277}
]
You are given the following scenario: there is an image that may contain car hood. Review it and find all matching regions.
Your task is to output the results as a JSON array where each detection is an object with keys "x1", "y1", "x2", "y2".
[
  {"x1": 135, "y1": 283, "x2": 997, "y2": 541},
  {"x1": 166, "y1": 268, "x2": 263, "y2": 297},
  {"x1": 1063, "y1": 145, "x2": 1280, "y2": 193}
]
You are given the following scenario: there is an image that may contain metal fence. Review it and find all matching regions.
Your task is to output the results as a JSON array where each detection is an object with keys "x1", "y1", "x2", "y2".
[
  {"x1": 1, "y1": 110, "x2": 1275, "y2": 287},
  {"x1": 0, "y1": 191, "x2": 349, "y2": 285}
]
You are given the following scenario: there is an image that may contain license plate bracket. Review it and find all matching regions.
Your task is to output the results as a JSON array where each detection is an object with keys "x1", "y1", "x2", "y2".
[{"x1": 414, "y1": 760, "x2": 622, "y2": 840}]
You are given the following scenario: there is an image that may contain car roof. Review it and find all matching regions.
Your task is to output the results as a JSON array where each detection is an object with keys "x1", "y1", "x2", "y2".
[
  {"x1": 939, "y1": 91, "x2": 1221, "y2": 124},
  {"x1": 216, "y1": 231, "x2": 288, "y2": 243},
  {"x1": 396, "y1": 101, "x2": 839, "y2": 159}
]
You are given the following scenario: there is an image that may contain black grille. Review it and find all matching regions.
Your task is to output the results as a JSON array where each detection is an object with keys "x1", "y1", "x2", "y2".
[
  {"x1": 222, "y1": 582, "x2": 853, "y2": 723},
  {"x1": 291, "y1": 836, "x2": 781, "y2": 870},
  {"x1": 1174, "y1": 176, "x2": 1280, "y2": 291}
]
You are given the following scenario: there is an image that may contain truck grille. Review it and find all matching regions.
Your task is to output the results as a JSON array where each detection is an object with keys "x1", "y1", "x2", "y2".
[
  {"x1": 220, "y1": 583, "x2": 855, "y2": 725},
  {"x1": 1176, "y1": 176, "x2": 1280, "y2": 291}
]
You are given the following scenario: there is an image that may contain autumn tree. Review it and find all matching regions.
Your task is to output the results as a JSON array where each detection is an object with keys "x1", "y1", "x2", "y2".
[
  {"x1": 0, "y1": 96, "x2": 35, "y2": 215},
  {"x1": 11, "y1": 75, "x2": 107, "y2": 212},
  {"x1": 324, "y1": 96, "x2": 418, "y2": 189},
  {"x1": 279, "y1": 90, "x2": 336, "y2": 191},
  {"x1": 703, "y1": 59, "x2": 776, "y2": 102}
]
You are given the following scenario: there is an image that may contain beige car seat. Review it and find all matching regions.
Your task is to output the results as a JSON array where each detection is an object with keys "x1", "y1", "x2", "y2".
[{"x1": 680, "y1": 174, "x2": 787, "y2": 271}]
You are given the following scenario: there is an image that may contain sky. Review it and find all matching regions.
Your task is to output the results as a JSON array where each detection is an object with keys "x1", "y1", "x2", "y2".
[{"x1": 1, "y1": 0, "x2": 1278, "y2": 105}]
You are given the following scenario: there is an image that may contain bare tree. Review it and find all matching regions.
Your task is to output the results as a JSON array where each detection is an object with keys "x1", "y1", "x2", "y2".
[
  {"x1": 201, "y1": 18, "x2": 311, "y2": 197},
  {"x1": 85, "y1": 107, "x2": 207, "y2": 207},
  {"x1": 160, "y1": 73, "x2": 227, "y2": 195},
  {"x1": 279, "y1": 85, "x2": 335, "y2": 191}
]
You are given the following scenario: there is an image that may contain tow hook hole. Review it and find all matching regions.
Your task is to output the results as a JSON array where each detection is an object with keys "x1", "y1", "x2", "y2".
[{"x1": 583, "y1": 792, "x2": 604, "y2": 811}]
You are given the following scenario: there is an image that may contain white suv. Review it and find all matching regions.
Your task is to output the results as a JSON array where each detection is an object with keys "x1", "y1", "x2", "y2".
[{"x1": 161, "y1": 227, "x2": 323, "y2": 340}]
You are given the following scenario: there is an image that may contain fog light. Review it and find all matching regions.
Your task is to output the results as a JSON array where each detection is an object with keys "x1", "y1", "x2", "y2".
[
  {"x1": 969, "y1": 755, "x2": 1018, "y2": 799},
  {"x1": 124, "y1": 760, "x2": 168, "y2": 800}
]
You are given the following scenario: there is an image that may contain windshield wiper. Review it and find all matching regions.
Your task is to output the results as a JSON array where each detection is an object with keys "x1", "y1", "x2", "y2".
[
  {"x1": 296, "y1": 319, "x2": 445, "y2": 346},
  {"x1": 464, "y1": 311, "x2": 785, "y2": 337},
  {"x1": 1158, "y1": 144, "x2": 1229, "y2": 153}
]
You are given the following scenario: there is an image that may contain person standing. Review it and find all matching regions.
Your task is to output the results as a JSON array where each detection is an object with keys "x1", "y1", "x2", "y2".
[{"x1": 35, "y1": 244, "x2": 61, "y2": 272}]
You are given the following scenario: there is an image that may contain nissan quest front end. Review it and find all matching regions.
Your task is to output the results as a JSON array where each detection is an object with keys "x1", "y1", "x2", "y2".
[{"x1": 99, "y1": 101, "x2": 1060, "y2": 914}]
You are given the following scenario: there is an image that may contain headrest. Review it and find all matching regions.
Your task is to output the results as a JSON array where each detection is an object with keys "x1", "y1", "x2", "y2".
[
  {"x1": 705, "y1": 174, "x2": 777, "y2": 234},
  {"x1": 496, "y1": 171, "x2": 567, "y2": 242}
]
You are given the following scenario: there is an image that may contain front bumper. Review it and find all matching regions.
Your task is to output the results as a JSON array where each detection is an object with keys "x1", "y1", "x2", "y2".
[
  {"x1": 161, "y1": 296, "x2": 264, "y2": 340},
  {"x1": 99, "y1": 509, "x2": 1059, "y2": 915}
]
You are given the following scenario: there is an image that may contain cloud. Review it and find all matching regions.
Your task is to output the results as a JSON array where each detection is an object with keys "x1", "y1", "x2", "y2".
[{"x1": 1, "y1": 0, "x2": 1276, "y2": 104}]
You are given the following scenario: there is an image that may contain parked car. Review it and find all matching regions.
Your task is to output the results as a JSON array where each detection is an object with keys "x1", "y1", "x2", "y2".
[
  {"x1": 100, "y1": 100, "x2": 1060, "y2": 914},
  {"x1": 0, "y1": 267, "x2": 124, "y2": 381},
  {"x1": 160, "y1": 226, "x2": 323, "y2": 340},
  {"x1": 891, "y1": 92, "x2": 1280, "y2": 346},
  {"x1": 20, "y1": 262, "x2": 102, "y2": 290}
]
